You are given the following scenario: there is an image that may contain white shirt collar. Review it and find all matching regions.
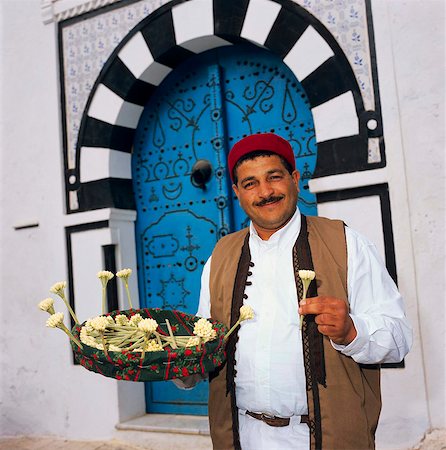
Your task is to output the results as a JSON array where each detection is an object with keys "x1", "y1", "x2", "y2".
[{"x1": 249, "y1": 207, "x2": 301, "y2": 249}]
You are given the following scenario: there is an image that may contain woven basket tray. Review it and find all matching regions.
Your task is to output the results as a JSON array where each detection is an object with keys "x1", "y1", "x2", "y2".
[{"x1": 71, "y1": 308, "x2": 227, "y2": 382}]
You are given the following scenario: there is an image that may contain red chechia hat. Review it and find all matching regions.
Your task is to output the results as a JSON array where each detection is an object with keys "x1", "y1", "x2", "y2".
[{"x1": 228, "y1": 133, "x2": 296, "y2": 182}]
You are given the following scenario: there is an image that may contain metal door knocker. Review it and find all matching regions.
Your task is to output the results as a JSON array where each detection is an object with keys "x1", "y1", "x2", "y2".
[{"x1": 191, "y1": 159, "x2": 213, "y2": 189}]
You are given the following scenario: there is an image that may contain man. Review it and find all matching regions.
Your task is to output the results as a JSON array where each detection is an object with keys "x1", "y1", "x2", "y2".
[{"x1": 182, "y1": 133, "x2": 412, "y2": 450}]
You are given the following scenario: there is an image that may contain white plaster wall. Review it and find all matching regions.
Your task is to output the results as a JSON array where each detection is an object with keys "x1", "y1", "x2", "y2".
[
  {"x1": 0, "y1": 0, "x2": 141, "y2": 440},
  {"x1": 384, "y1": 1, "x2": 445, "y2": 434},
  {"x1": 373, "y1": 0, "x2": 445, "y2": 440}
]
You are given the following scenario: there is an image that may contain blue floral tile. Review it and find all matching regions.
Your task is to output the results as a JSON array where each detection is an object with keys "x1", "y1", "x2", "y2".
[{"x1": 61, "y1": 0, "x2": 167, "y2": 170}]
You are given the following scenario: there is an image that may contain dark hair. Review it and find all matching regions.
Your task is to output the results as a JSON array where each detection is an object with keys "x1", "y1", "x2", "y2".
[{"x1": 232, "y1": 150, "x2": 294, "y2": 185}]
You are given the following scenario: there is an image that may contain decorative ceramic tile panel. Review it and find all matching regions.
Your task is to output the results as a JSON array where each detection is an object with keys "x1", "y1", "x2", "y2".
[
  {"x1": 296, "y1": 0, "x2": 374, "y2": 109},
  {"x1": 294, "y1": 0, "x2": 379, "y2": 162},
  {"x1": 61, "y1": 0, "x2": 170, "y2": 169}
]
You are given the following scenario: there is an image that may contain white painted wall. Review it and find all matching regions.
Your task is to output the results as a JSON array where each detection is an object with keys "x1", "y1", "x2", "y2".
[
  {"x1": 384, "y1": 0, "x2": 445, "y2": 433},
  {"x1": 375, "y1": 0, "x2": 445, "y2": 443},
  {"x1": 0, "y1": 0, "x2": 143, "y2": 440},
  {"x1": 0, "y1": 0, "x2": 444, "y2": 447}
]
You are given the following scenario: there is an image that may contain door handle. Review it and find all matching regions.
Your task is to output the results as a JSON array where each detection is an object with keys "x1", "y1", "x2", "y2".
[{"x1": 191, "y1": 159, "x2": 213, "y2": 189}]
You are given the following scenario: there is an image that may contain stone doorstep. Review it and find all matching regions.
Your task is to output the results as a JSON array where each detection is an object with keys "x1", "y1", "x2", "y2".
[{"x1": 116, "y1": 414, "x2": 210, "y2": 436}]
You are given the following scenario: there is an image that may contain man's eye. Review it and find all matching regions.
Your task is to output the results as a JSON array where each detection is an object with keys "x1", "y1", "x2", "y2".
[{"x1": 243, "y1": 182, "x2": 255, "y2": 189}]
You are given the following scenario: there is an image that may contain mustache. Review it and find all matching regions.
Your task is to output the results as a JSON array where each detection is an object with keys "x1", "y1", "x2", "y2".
[{"x1": 254, "y1": 195, "x2": 284, "y2": 207}]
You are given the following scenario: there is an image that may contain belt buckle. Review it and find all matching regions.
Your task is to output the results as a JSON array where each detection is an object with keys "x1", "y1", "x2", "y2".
[
  {"x1": 260, "y1": 413, "x2": 275, "y2": 421},
  {"x1": 260, "y1": 413, "x2": 277, "y2": 427},
  {"x1": 261, "y1": 413, "x2": 289, "y2": 427},
  {"x1": 245, "y1": 410, "x2": 290, "y2": 427}
]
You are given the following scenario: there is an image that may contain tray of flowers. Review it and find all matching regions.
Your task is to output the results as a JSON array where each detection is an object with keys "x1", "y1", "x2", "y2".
[
  {"x1": 71, "y1": 308, "x2": 227, "y2": 382},
  {"x1": 38, "y1": 269, "x2": 254, "y2": 382}
]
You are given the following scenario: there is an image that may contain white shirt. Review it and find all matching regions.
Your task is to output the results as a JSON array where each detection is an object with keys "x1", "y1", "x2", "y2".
[{"x1": 197, "y1": 210, "x2": 412, "y2": 449}]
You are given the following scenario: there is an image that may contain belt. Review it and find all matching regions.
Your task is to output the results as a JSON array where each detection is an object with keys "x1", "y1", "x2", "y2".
[{"x1": 246, "y1": 411, "x2": 310, "y2": 427}]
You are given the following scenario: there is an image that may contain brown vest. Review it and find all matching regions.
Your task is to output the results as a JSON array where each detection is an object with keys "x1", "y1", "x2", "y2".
[{"x1": 208, "y1": 215, "x2": 381, "y2": 450}]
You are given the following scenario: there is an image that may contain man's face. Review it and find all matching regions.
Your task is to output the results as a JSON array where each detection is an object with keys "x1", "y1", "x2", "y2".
[{"x1": 232, "y1": 154, "x2": 300, "y2": 240}]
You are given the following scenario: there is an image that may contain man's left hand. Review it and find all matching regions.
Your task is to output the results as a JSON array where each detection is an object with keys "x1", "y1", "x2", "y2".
[{"x1": 298, "y1": 296, "x2": 357, "y2": 345}]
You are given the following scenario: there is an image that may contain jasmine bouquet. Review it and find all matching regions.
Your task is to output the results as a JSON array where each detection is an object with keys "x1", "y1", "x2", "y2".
[{"x1": 38, "y1": 269, "x2": 254, "y2": 382}]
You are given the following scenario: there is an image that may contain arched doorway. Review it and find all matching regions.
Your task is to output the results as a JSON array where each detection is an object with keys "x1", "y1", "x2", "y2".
[
  {"x1": 69, "y1": 0, "x2": 372, "y2": 214},
  {"x1": 132, "y1": 43, "x2": 317, "y2": 415}
]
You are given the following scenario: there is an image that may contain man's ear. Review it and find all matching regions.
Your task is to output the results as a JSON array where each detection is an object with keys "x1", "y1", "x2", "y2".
[
  {"x1": 292, "y1": 170, "x2": 300, "y2": 193},
  {"x1": 232, "y1": 183, "x2": 240, "y2": 200}
]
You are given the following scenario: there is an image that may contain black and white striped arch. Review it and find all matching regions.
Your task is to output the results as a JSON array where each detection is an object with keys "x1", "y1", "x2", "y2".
[{"x1": 64, "y1": 0, "x2": 384, "y2": 213}]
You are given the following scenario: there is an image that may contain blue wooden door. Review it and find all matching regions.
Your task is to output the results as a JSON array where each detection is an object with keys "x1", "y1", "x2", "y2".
[{"x1": 132, "y1": 44, "x2": 317, "y2": 415}]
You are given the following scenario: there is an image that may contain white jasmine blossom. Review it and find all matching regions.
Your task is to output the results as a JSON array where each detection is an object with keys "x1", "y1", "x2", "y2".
[
  {"x1": 49, "y1": 281, "x2": 67, "y2": 295},
  {"x1": 298, "y1": 270, "x2": 316, "y2": 329},
  {"x1": 239, "y1": 304, "x2": 254, "y2": 321},
  {"x1": 129, "y1": 314, "x2": 143, "y2": 327},
  {"x1": 109, "y1": 344, "x2": 122, "y2": 352},
  {"x1": 105, "y1": 316, "x2": 115, "y2": 325},
  {"x1": 116, "y1": 268, "x2": 132, "y2": 278},
  {"x1": 132, "y1": 339, "x2": 163, "y2": 353},
  {"x1": 116, "y1": 268, "x2": 134, "y2": 309},
  {"x1": 46, "y1": 312, "x2": 64, "y2": 328},
  {"x1": 80, "y1": 327, "x2": 97, "y2": 347},
  {"x1": 38, "y1": 298, "x2": 55, "y2": 315},
  {"x1": 80, "y1": 327, "x2": 88, "y2": 339},
  {"x1": 138, "y1": 318, "x2": 158, "y2": 334},
  {"x1": 97, "y1": 270, "x2": 114, "y2": 282},
  {"x1": 185, "y1": 336, "x2": 201, "y2": 347},
  {"x1": 194, "y1": 318, "x2": 217, "y2": 342},
  {"x1": 90, "y1": 316, "x2": 109, "y2": 332},
  {"x1": 146, "y1": 339, "x2": 163, "y2": 352},
  {"x1": 298, "y1": 270, "x2": 316, "y2": 282},
  {"x1": 115, "y1": 314, "x2": 129, "y2": 326},
  {"x1": 97, "y1": 270, "x2": 114, "y2": 314},
  {"x1": 83, "y1": 319, "x2": 94, "y2": 333},
  {"x1": 48, "y1": 280, "x2": 79, "y2": 325},
  {"x1": 80, "y1": 327, "x2": 89, "y2": 342},
  {"x1": 224, "y1": 304, "x2": 255, "y2": 341},
  {"x1": 45, "y1": 312, "x2": 83, "y2": 349}
]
